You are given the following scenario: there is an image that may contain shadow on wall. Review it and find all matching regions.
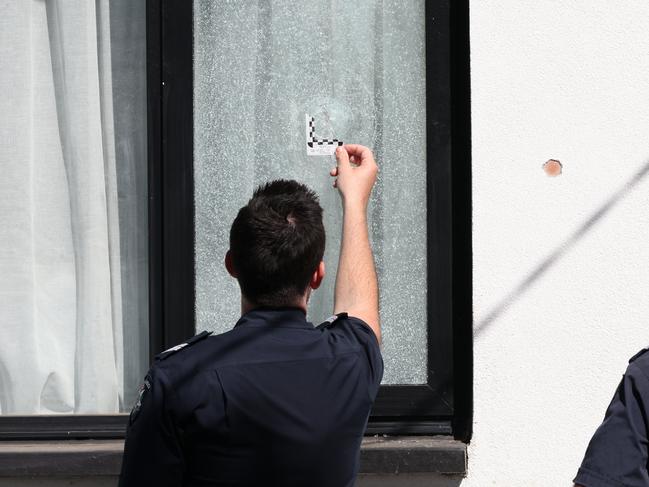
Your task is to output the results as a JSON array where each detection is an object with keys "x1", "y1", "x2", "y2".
[
  {"x1": 474, "y1": 159, "x2": 649, "y2": 338},
  {"x1": 357, "y1": 474, "x2": 463, "y2": 486}
]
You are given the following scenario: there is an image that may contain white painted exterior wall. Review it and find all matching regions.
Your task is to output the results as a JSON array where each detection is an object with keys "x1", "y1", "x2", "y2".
[{"x1": 468, "y1": 1, "x2": 649, "y2": 485}]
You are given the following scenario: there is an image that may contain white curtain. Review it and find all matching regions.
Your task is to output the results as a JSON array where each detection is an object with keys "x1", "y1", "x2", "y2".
[
  {"x1": 193, "y1": 0, "x2": 428, "y2": 384},
  {"x1": 0, "y1": 0, "x2": 147, "y2": 414}
]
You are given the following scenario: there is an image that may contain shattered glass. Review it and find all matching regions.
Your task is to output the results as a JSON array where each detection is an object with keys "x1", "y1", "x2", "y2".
[{"x1": 193, "y1": 0, "x2": 427, "y2": 384}]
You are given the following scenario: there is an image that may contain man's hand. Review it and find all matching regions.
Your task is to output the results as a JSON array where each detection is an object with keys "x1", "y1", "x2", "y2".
[
  {"x1": 330, "y1": 145, "x2": 381, "y2": 344},
  {"x1": 329, "y1": 144, "x2": 378, "y2": 209}
]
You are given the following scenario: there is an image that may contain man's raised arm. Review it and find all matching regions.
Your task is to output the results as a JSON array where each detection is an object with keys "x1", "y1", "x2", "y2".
[{"x1": 330, "y1": 144, "x2": 381, "y2": 344}]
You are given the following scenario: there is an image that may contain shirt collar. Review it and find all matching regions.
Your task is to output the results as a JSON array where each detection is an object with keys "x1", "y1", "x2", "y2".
[{"x1": 234, "y1": 306, "x2": 314, "y2": 329}]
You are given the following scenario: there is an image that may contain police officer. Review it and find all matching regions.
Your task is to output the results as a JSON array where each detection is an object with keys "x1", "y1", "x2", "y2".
[
  {"x1": 119, "y1": 145, "x2": 382, "y2": 486},
  {"x1": 574, "y1": 347, "x2": 649, "y2": 486}
]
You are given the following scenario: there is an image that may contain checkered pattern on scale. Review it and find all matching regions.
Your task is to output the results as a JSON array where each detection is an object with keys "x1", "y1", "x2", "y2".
[{"x1": 307, "y1": 116, "x2": 343, "y2": 148}]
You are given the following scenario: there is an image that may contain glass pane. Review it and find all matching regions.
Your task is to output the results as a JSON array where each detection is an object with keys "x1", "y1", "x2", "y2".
[
  {"x1": 0, "y1": 1, "x2": 148, "y2": 413},
  {"x1": 194, "y1": 0, "x2": 427, "y2": 384}
]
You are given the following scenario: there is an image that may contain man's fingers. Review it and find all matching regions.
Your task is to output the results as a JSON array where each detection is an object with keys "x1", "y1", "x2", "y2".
[
  {"x1": 342, "y1": 144, "x2": 373, "y2": 164},
  {"x1": 330, "y1": 167, "x2": 338, "y2": 177},
  {"x1": 335, "y1": 146, "x2": 350, "y2": 168}
]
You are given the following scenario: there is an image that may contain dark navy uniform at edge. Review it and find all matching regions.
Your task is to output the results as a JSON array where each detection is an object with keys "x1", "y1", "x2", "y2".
[
  {"x1": 574, "y1": 347, "x2": 649, "y2": 487},
  {"x1": 119, "y1": 307, "x2": 383, "y2": 487}
]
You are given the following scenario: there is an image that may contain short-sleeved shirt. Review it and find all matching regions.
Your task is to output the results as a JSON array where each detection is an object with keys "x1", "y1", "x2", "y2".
[
  {"x1": 119, "y1": 307, "x2": 383, "y2": 487},
  {"x1": 574, "y1": 348, "x2": 649, "y2": 487}
]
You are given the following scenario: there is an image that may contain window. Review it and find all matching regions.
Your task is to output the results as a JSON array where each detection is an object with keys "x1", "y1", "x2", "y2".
[
  {"x1": 0, "y1": 1, "x2": 148, "y2": 434},
  {"x1": 193, "y1": 1, "x2": 428, "y2": 385},
  {"x1": 157, "y1": 0, "x2": 472, "y2": 439},
  {"x1": 0, "y1": 0, "x2": 471, "y2": 441}
]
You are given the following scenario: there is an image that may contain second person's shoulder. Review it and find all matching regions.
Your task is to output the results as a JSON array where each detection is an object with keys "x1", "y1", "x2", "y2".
[{"x1": 627, "y1": 346, "x2": 649, "y2": 379}]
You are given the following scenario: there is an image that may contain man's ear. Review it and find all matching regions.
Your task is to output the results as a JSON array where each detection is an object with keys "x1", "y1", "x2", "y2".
[
  {"x1": 309, "y1": 261, "x2": 325, "y2": 290},
  {"x1": 225, "y1": 250, "x2": 238, "y2": 278}
]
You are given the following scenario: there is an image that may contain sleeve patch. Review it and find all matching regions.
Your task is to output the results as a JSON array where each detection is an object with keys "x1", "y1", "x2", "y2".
[{"x1": 129, "y1": 375, "x2": 152, "y2": 425}]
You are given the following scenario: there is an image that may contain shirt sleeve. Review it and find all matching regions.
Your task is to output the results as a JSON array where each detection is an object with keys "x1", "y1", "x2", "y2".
[
  {"x1": 340, "y1": 316, "x2": 384, "y2": 399},
  {"x1": 119, "y1": 366, "x2": 184, "y2": 487},
  {"x1": 574, "y1": 361, "x2": 649, "y2": 487}
]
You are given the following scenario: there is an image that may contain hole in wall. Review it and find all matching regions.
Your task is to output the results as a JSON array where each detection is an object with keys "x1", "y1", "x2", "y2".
[{"x1": 543, "y1": 159, "x2": 562, "y2": 177}]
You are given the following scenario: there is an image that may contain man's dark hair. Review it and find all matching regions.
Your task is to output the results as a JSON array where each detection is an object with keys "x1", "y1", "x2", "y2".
[{"x1": 229, "y1": 179, "x2": 326, "y2": 306}]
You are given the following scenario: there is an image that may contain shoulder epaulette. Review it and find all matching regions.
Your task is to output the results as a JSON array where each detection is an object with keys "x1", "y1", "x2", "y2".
[
  {"x1": 629, "y1": 347, "x2": 649, "y2": 363},
  {"x1": 317, "y1": 312, "x2": 348, "y2": 330},
  {"x1": 155, "y1": 330, "x2": 212, "y2": 361}
]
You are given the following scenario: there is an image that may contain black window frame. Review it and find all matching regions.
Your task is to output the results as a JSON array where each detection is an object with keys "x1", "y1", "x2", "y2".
[
  {"x1": 152, "y1": 0, "x2": 473, "y2": 440},
  {"x1": 0, "y1": 0, "x2": 471, "y2": 442}
]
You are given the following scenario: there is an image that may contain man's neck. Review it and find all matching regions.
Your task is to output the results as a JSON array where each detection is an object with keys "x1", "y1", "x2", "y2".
[{"x1": 240, "y1": 294, "x2": 309, "y2": 315}]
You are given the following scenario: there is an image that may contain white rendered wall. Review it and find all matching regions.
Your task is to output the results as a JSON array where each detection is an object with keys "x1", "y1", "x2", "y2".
[{"x1": 469, "y1": 1, "x2": 649, "y2": 486}]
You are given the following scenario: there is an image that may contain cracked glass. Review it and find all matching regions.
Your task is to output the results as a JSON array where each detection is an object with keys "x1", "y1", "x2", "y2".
[{"x1": 193, "y1": 0, "x2": 427, "y2": 384}]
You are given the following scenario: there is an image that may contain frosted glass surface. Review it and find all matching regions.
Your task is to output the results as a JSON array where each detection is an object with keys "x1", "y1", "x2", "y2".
[{"x1": 194, "y1": 0, "x2": 427, "y2": 384}]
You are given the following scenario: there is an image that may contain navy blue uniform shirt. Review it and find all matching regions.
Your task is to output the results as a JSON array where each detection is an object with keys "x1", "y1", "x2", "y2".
[
  {"x1": 574, "y1": 347, "x2": 649, "y2": 487},
  {"x1": 119, "y1": 307, "x2": 383, "y2": 487}
]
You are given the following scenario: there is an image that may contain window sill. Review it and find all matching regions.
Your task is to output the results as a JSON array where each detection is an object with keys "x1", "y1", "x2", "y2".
[
  {"x1": 0, "y1": 436, "x2": 467, "y2": 477},
  {"x1": 359, "y1": 436, "x2": 466, "y2": 474}
]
